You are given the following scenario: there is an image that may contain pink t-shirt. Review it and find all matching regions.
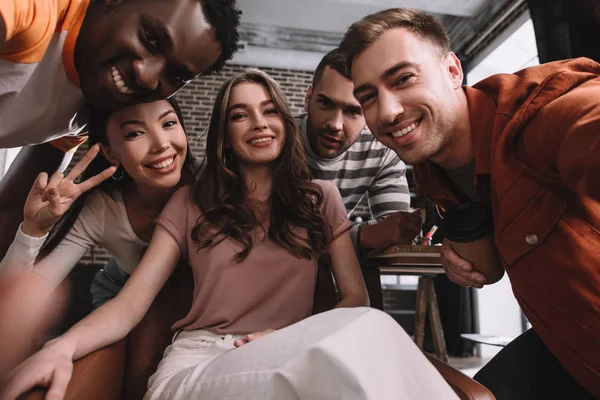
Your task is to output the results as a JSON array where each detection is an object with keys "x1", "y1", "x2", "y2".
[{"x1": 155, "y1": 180, "x2": 351, "y2": 335}]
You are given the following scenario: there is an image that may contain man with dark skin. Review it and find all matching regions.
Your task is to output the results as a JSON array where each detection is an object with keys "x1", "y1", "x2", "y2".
[{"x1": 0, "y1": 0, "x2": 241, "y2": 257}]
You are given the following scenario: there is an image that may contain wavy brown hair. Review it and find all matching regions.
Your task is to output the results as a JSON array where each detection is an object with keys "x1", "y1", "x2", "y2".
[{"x1": 192, "y1": 68, "x2": 329, "y2": 265}]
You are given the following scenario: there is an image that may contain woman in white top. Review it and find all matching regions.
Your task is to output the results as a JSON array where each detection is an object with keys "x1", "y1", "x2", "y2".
[
  {"x1": 0, "y1": 97, "x2": 196, "y2": 398},
  {"x1": 0, "y1": 98, "x2": 195, "y2": 295},
  {"x1": 2, "y1": 69, "x2": 458, "y2": 400}
]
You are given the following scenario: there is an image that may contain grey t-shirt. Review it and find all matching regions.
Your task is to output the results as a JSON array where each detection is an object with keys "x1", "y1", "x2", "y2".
[{"x1": 443, "y1": 160, "x2": 481, "y2": 202}]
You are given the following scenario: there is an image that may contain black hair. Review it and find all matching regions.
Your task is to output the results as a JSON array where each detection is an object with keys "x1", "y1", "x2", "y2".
[
  {"x1": 40, "y1": 97, "x2": 195, "y2": 256},
  {"x1": 200, "y1": 0, "x2": 242, "y2": 74},
  {"x1": 311, "y1": 48, "x2": 352, "y2": 88}
]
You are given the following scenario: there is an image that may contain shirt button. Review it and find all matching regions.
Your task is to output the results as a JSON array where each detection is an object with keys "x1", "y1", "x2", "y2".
[{"x1": 525, "y1": 234, "x2": 538, "y2": 245}]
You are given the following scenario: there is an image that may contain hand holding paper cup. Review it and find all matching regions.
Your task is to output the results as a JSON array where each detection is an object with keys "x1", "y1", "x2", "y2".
[{"x1": 442, "y1": 203, "x2": 504, "y2": 284}]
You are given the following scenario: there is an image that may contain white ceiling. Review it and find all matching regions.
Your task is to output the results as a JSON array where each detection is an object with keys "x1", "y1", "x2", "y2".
[{"x1": 237, "y1": 0, "x2": 491, "y2": 33}]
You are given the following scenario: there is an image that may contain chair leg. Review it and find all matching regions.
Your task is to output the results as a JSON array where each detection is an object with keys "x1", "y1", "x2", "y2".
[
  {"x1": 414, "y1": 277, "x2": 427, "y2": 349},
  {"x1": 424, "y1": 277, "x2": 449, "y2": 363}
]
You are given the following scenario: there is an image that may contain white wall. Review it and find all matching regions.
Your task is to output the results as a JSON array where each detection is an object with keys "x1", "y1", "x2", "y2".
[{"x1": 231, "y1": 46, "x2": 325, "y2": 71}]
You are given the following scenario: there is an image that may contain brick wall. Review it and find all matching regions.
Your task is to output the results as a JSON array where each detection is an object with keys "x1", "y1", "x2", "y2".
[
  {"x1": 176, "y1": 64, "x2": 313, "y2": 160},
  {"x1": 77, "y1": 64, "x2": 315, "y2": 264}
]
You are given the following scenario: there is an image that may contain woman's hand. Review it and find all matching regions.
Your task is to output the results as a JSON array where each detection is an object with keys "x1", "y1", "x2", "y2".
[
  {"x1": 22, "y1": 144, "x2": 116, "y2": 237},
  {"x1": 0, "y1": 272, "x2": 67, "y2": 381},
  {"x1": 233, "y1": 329, "x2": 275, "y2": 347},
  {"x1": 0, "y1": 339, "x2": 74, "y2": 400}
]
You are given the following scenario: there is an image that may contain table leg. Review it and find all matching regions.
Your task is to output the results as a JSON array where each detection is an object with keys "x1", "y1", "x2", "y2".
[
  {"x1": 414, "y1": 277, "x2": 427, "y2": 349},
  {"x1": 424, "y1": 277, "x2": 449, "y2": 363}
]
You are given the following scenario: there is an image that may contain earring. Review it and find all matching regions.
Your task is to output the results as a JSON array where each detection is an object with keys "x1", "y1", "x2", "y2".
[{"x1": 111, "y1": 165, "x2": 124, "y2": 181}]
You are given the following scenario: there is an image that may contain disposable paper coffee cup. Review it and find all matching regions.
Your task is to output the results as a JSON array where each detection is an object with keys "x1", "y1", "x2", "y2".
[{"x1": 443, "y1": 203, "x2": 503, "y2": 283}]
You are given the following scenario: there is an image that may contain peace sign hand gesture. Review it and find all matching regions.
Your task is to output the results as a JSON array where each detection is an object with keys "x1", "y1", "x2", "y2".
[{"x1": 22, "y1": 144, "x2": 116, "y2": 237}]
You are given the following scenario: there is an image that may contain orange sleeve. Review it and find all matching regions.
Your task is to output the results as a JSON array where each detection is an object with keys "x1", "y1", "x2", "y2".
[
  {"x1": 49, "y1": 135, "x2": 88, "y2": 153},
  {"x1": 0, "y1": 0, "x2": 58, "y2": 63}
]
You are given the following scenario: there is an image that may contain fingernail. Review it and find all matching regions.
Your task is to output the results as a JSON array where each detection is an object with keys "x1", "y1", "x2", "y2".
[
  {"x1": 461, "y1": 265, "x2": 469, "y2": 272},
  {"x1": 476, "y1": 277, "x2": 485, "y2": 283}
]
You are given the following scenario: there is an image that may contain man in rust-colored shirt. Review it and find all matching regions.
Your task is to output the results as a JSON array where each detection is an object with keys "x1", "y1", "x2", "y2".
[{"x1": 339, "y1": 7, "x2": 599, "y2": 400}]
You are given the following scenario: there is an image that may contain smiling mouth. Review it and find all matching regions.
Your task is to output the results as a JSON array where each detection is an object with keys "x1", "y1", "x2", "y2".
[
  {"x1": 111, "y1": 66, "x2": 135, "y2": 95},
  {"x1": 147, "y1": 156, "x2": 175, "y2": 170},
  {"x1": 389, "y1": 119, "x2": 421, "y2": 138},
  {"x1": 248, "y1": 137, "x2": 274, "y2": 144}
]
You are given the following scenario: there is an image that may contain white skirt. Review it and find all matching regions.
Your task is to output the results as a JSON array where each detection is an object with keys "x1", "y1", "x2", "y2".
[{"x1": 144, "y1": 307, "x2": 458, "y2": 400}]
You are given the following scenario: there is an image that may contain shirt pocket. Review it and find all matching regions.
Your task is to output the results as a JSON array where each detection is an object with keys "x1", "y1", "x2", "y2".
[
  {"x1": 495, "y1": 186, "x2": 566, "y2": 265},
  {"x1": 495, "y1": 175, "x2": 600, "y2": 330}
]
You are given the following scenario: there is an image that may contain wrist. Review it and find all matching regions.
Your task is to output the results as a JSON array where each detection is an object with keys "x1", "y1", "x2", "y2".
[
  {"x1": 44, "y1": 336, "x2": 77, "y2": 360},
  {"x1": 21, "y1": 221, "x2": 50, "y2": 238}
]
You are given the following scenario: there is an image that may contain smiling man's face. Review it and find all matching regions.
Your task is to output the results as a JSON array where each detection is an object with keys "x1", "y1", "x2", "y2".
[
  {"x1": 351, "y1": 27, "x2": 463, "y2": 165},
  {"x1": 76, "y1": 0, "x2": 222, "y2": 111}
]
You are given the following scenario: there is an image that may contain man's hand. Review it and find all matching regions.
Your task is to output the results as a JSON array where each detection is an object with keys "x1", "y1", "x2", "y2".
[
  {"x1": 441, "y1": 240, "x2": 486, "y2": 288},
  {"x1": 22, "y1": 144, "x2": 115, "y2": 237},
  {"x1": 360, "y1": 210, "x2": 422, "y2": 250},
  {"x1": 233, "y1": 329, "x2": 275, "y2": 348}
]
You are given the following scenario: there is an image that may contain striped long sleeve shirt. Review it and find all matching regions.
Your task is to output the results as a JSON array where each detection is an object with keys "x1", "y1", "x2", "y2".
[{"x1": 297, "y1": 114, "x2": 411, "y2": 250}]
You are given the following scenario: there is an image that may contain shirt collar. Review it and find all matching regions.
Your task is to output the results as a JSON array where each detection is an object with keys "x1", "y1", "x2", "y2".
[
  {"x1": 464, "y1": 85, "x2": 497, "y2": 176},
  {"x1": 413, "y1": 86, "x2": 497, "y2": 206}
]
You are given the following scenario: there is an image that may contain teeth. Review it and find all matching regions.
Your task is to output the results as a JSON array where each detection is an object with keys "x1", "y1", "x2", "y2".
[
  {"x1": 250, "y1": 137, "x2": 273, "y2": 144},
  {"x1": 111, "y1": 66, "x2": 135, "y2": 95},
  {"x1": 390, "y1": 121, "x2": 419, "y2": 138},
  {"x1": 149, "y1": 157, "x2": 174, "y2": 169}
]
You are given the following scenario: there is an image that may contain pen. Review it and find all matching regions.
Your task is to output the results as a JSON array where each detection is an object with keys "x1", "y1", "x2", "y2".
[{"x1": 423, "y1": 225, "x2": 438, "y2": 246}]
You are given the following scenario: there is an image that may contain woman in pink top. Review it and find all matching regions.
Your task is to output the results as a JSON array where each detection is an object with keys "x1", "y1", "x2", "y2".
[{"x1": 2, "y1": 69, "x2": 459, "y2": 400}]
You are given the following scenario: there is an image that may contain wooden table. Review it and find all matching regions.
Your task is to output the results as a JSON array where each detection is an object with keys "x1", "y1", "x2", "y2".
[{"x1": 364, "y1": 245, "x2": 448, "y2": 363}]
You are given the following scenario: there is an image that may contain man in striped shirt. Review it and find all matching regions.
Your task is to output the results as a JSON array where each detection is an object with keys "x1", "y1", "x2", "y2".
[{"x1": 299, "y1": 49, "x2": 422, "y2": 256}]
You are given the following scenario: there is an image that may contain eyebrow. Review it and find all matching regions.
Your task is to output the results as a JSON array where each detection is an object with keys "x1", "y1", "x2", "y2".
[
  {"x1": 158, "y1": 109, "x2": 176, "y2": 120},
  {"x1": 120, "y1": 119, "x2": 143, "y2": 129},
  {"x1": 227, "y1": 99, "x2": 274, "y2": 113},
  {"x1": 317, "y1": 94, "x2": 361, "y2": 113},
  {"x1": 353, "y1": 61, "x2": 420, "y2": 97},
  {"x1": 143, "y1": 15, "x2": 196, "y2": 79},
  {"x1": 119, "y1": 109, "x2": 175, "y2": 128}
]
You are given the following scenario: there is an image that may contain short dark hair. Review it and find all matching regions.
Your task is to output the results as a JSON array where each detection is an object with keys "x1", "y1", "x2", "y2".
[
  {"x1": 339, "y1": 8, "x2": 450, "y2": 71},
  {"x1": 200, "y1": 0, "x2": 242, "y2": 73},
  {"x1": 312, "y1": 48, "x2": 351, "y2": 88}
]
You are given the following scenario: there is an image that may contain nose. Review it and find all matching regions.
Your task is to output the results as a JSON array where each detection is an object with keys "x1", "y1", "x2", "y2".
[
  {"x1": 251, "y1": 112, "x2": 268, "y2": 131},
  {"x1": 325, "y1": 110, "x2": 343, "y2": 133},
  {"x1": 132, "y1": 56, "x2": 165, "y2": 93},
  {"x1": 378, "y1": 90, "x2": 405, "y2": 126},
  {"x1": 149, "y1": 128, "x2": 170, "y2": 153}
]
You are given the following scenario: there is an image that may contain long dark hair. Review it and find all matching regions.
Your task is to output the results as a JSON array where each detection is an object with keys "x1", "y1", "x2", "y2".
[
  {"x1": 41, "y1": 97, "x2": 195, "y2": 256},
  {"x1": 191, "y1": 68, "x2": 329, "y2": 265}
]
